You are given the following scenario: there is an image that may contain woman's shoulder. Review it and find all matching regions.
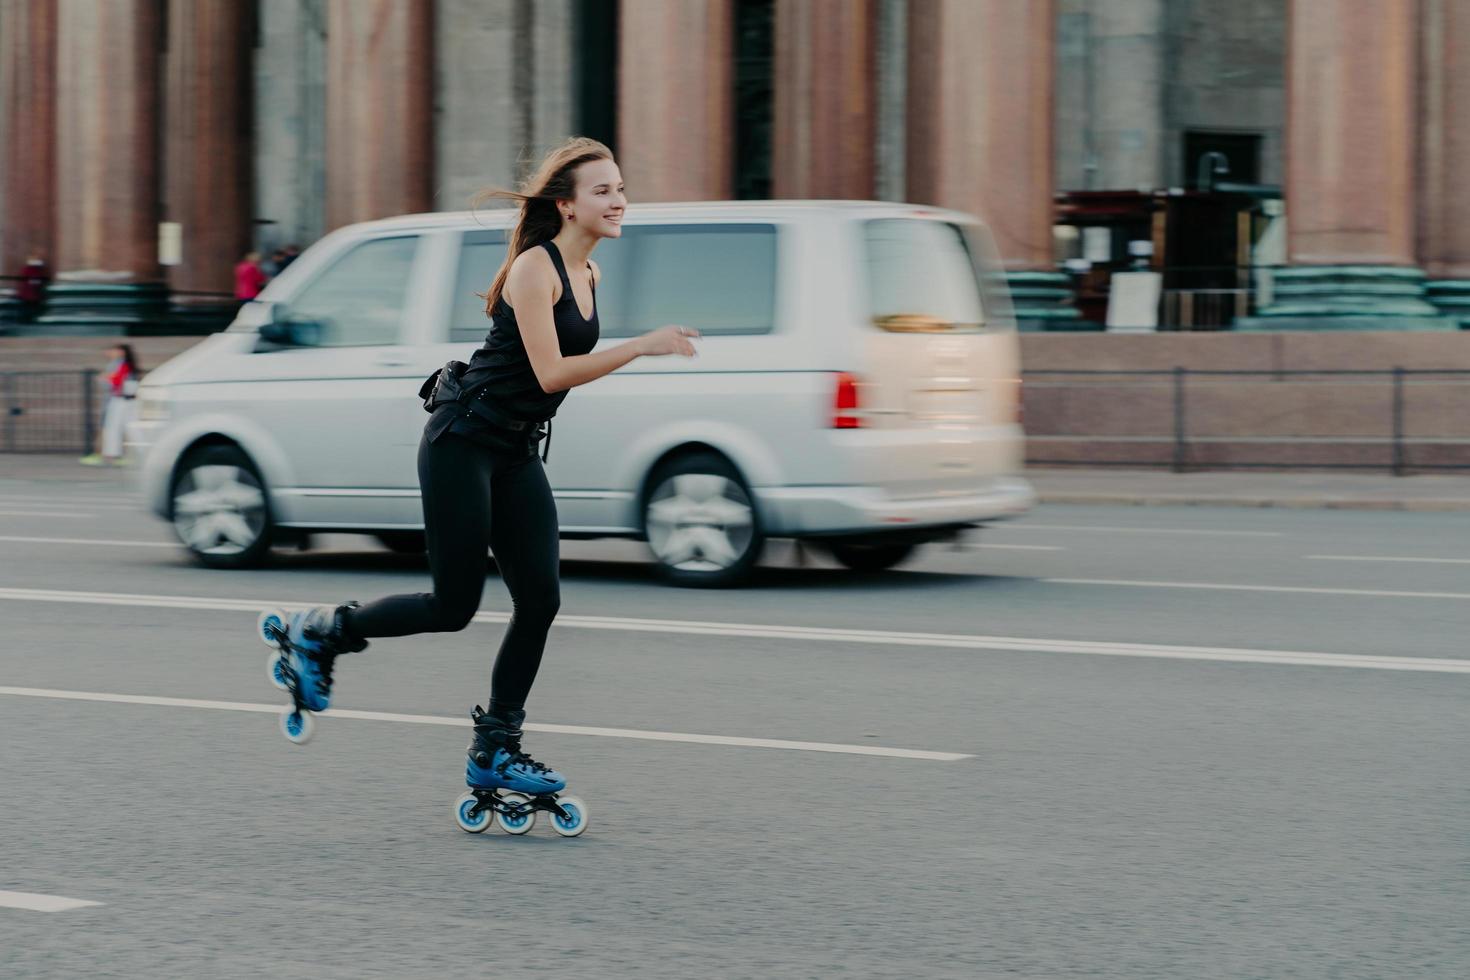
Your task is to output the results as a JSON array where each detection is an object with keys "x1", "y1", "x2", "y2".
[
  {"x1": 509, "y1": 243, "x2": 557, "y2": 274},
  {"x1": 505, "y1": 245, "x2": 561, "y2": 303}
]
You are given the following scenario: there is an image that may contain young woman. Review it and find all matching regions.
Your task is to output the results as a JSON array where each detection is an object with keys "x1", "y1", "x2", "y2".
[
  {"x1": 80, "y1": 344, "x2": 140, "y2": 466},
  {"x1": 272, "y1": 137, "x2": 699, "y2": 813}
]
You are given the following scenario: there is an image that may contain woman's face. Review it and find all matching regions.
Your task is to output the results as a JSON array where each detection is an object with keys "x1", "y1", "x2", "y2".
[{"x1": 567, "y1": 158, "x2": 625, "y2": 239}]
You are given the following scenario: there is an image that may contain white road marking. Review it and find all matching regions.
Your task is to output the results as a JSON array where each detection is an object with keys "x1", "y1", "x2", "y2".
[
  {"x1": 1306, "y1": 554, "x2": 1470, "y2": 565},
  {"x1": 0, "y1": 686, "x2": 971, "y2": 761},
  {"x1": 1002, "y1": 523, "x2": 1283, "y2": 537},
  {"x1": 0, "y1": 535, "x2": 173, "y2": 549},
  {"x1": 0, "y1": 890, "x2": 103, "y2": 912},
  {"x1": 0, "y1": 586, "x2": 1466, "y2": 674},
  {"x1": 1048, "y1": 578, "x2": 1470, "y2": 600},
  {"x1": 0, "y1": 509, "x2": 92, "y2": 519}
]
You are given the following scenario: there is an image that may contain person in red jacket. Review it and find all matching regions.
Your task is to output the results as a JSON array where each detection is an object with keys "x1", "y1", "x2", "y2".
[
  {"x1": 80, "y1": 344, "x2": 140, "y2": 466},
  {"x1": 234, "y1": 251, "x2": 267, "y2": 306}
]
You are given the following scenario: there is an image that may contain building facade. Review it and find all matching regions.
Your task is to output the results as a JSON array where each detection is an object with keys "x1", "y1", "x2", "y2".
[{"x1": 1, "y1": 0, "x2": 1467, "y2": 330}]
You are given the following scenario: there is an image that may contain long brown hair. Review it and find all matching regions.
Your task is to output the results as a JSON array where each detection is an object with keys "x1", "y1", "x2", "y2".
[{"x1": 476, "y1": 137, "x2": 614, "y2": 315}]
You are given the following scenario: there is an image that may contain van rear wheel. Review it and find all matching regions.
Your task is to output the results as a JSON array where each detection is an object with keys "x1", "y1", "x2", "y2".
[
  {"x1": 825, "y1": 540, "x2": 916, "y2": 573},
  {"x1": 643, "y1": 452, "x2": 763, "y2": 588}
]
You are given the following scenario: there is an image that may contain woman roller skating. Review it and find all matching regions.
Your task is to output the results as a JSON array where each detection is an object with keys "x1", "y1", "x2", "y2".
[{"x1": 259, "y1": 137, "x2": 700, "y2": 836}]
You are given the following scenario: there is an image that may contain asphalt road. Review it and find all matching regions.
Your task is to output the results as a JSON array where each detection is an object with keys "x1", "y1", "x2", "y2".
[{"x1": 1, "y1": 465, "x2": 1467, "y2": 979}]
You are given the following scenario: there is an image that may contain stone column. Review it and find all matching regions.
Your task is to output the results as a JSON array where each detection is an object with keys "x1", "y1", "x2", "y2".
[
  {"x1": 255, "y1": 0, "x2": 327, "y2": 253},
  {"x1": 1246, "y1": 0, "x2": 1446, "y2": 329},
  {"x1": 0, "y1": 0, "x2": 58, "y2": 278},
  {"x1": 906, "y1": 0, "x2": 1075, "y2": 328},
  {"x1": 50, "y1": 0, "x2": 167, "y2": 331},
  {"x1": 1419, "y1": 0, "x2": 1470, "y2": 328},
  {"x1": 55, "y1": 0, "x2": 162, "y2": 280},
  {"x1": 618, "y1": 0, "x2": 734, "y2": 202},
  {"x1": 771, "y1": 0, "x2": 876, "y2": 199},
  {"x1": 325, "y1": 0, "x2": 434, "y2": 230},
  {"x1": 434, "y1": 0, "x2": 576, "y2": 209},
  {"x1": 164, "y1": 0, "x2": 253, "y2": 299}
]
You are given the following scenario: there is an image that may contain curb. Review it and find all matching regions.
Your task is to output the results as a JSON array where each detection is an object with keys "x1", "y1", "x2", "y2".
[{"x1": 1036, "y1": 492, "x2": 1470, "y2": 512}]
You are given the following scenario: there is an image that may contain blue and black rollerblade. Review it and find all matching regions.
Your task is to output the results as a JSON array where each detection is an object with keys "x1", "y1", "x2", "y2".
[
  {"x1": 257, "y1": 603, "x2": 367, "y2": 744},
  {"x1": 453, "y1": 705, "x2": 589, "y2": 837}
]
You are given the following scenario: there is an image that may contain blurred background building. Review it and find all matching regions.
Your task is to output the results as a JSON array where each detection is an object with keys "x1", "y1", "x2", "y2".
[{"x1": 1, "y1": 0, "x2": 1468, "y2": 334}]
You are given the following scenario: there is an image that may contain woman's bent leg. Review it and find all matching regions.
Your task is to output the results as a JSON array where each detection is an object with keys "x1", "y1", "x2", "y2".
[
  {"x1": 485, "y1": 453, "x2": 561, "y2": 711},
  {"x1": 347, "y1": 433, "x2": 494, "y2": 638}
]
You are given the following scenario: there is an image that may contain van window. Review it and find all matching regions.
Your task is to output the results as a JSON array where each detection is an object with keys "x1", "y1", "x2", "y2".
[
  {"x1": 450, "y1": 231, "x2": 509, "y2": 342},
  {"x1": 864, "y1": 219, "x2": 985, "y2": 332},
  {"x1": 286, "y1": 235, "x2": 419, "y2": 346},
  {"x1": 604, "y1": 224, "x2": 777, "y2": 338}
]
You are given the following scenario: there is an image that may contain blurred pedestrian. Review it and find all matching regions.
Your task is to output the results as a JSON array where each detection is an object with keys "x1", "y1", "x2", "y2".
[
  {"x1": 80, "y1": 343, "x2": 141, "y2": 466},
  {"x1": 13, "y1": 246, "x2": 50, "y2": 323},
  {"x1": 233, "y1": 251, "x2": 267, "y2": 307},
  {"x1": 278, "y1": 243, "x2": 301, "y2": 271},
  {"x1": 266, "y1": 137, "x2": 698, "y2": 830},
  {"x1": 260, "y1": 248, "x2": 286, "y2": 278}
]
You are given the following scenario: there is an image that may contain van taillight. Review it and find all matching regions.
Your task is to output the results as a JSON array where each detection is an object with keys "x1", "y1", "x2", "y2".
[{"x1": 832, "y1": 372, "x2": 863, "y2": 428}]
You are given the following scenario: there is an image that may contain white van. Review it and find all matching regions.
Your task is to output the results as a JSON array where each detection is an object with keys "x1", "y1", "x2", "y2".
[{"x1": 131, "y1": 201, "x2": 1033, "y2": 587}]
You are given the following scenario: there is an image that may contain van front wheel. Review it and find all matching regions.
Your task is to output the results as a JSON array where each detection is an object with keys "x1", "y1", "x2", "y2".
[
  {"x1": 643, "y1": 452, "x2": 763, "y2": 588},
  {"x1": 170, "y1": 445, "x2": 273, "y2": 569}
]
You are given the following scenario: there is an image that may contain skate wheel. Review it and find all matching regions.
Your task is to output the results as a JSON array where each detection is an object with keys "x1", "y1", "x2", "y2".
[
  {"x1": 280, "y1": 707, "x2": 314, "y2": 744},
  {"x1": 453, "y1": 792, "x2": 493, "y2": 834},
  {"x1": 257, "y1": 609, "x2": 286, "y2": 649},
  {"x1": 550, "y1": 794, "x2": 589, "y2": 838},
  {"x1": 267, "y1": 653, "x2": 289, "y2": 691},
  {"x1": 495, "y1": 792, "x2": 536, "y2": 835}
]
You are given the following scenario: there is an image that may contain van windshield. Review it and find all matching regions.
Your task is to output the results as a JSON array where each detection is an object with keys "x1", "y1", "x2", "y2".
[{"x1": 864, "y1": 219, "x2": 986, "y2": 333}]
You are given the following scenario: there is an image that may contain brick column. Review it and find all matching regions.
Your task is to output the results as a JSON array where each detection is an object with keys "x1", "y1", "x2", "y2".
[
  {"x1": 164, "y1": 0, "x2": 253, "y2": 298},
  {"x1": 617, "y1": 0, "x2": 734, "y2": 201},
  {"x1": 1245, "y1": 0, "x2": 1447, "y2": 329},
  {"x1": 771, "y1": 0, "x2": 875, "y2": 199},
  {"x1": 906, "y1": 0, "x2": 1074, "y2": 328},
  {"x1": 325, "y1": 0, "x2": 433, "y2": 230},
  {"x1": 0, "y1": 0, "x2": 58, "y2": 277}
]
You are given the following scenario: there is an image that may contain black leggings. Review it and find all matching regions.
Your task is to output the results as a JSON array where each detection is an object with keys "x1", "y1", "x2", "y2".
[{"x1": 346, "y1": 431, "x2": 560, "y2": 711}]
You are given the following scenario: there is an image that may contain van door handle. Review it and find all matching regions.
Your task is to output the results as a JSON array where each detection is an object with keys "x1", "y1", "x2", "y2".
[{"x1": 375, "y1": 355, "x2": 410, "y2": 368}]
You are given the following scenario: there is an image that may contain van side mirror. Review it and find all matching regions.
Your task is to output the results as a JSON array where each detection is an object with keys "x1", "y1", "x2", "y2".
[{"x1": 258, "y1": 314, "x2": 323, "y2": 348}]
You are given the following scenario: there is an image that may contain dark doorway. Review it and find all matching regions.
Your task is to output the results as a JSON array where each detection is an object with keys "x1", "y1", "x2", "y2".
[
  {"x1": 1183, "y1": 131, "x2": 1261, "y2": 190},
  {"x1": 575, "y1": 0, "x2": 618, "y2": 150},
  {"x1": 734, "y1": 0, "x2": 774, "y2": 200}
]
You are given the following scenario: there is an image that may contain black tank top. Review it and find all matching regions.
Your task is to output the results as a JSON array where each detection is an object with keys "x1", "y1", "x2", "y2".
[
  {"x1": 462, "y1": 240, "x2": 600, "y2": 421},
  {"x1": 429, "y1": 239, "x2": 602, "y2": 458}
]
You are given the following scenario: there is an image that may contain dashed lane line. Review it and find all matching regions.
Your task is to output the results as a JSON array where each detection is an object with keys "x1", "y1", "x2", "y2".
[
  {"x1": 1047, "y1": 578, "x2": 1470, "y2": 601},
  {"x1": 0, "y1": 890, "x2": 103, "y2": 912},
  {"x1": 1306, "y1": 554, "x2": 1470, "y2": 565}
]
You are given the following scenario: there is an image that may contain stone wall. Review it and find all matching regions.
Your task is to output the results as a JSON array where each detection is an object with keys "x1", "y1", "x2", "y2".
[{"x1": 1021, "y1": 331, "x2": 1470, "y2": 470}]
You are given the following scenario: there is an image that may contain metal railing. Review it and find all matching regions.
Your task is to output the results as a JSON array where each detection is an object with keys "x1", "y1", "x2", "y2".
[
  {"x1": 1023, "y1": 368, "x2": 1470, "y2": 474},
  {"x1": 1, "y1": 370, "x2": 99, "y2": 453}
]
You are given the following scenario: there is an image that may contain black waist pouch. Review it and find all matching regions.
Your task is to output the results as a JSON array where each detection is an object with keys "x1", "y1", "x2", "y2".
[
  {"x1": 420, "y1": 360, "x2": 468, "y2": 413},
  {"x1": 419, "y1": 360, "x2": 551, "y2": 459}
]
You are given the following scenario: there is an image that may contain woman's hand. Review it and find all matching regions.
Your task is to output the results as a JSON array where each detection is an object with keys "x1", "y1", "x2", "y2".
[{"x1": 637, "y1": 325, "x2": 701, "y2": 357}]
